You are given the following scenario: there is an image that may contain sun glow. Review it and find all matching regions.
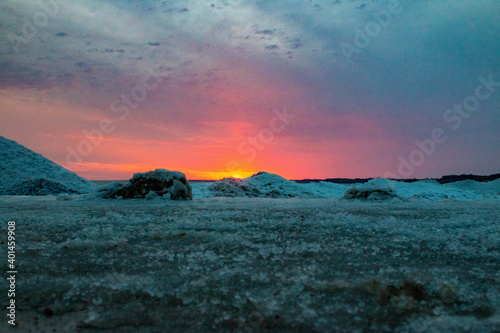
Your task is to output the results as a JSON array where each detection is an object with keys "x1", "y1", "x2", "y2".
[{"x1": 191, "y1": 170, "x2": 256, "y2": 181}]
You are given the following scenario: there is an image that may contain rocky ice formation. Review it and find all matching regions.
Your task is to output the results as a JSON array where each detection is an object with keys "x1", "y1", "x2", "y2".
[{"x1": 99, "y1": 169, "x2": 192, "y2": 200}]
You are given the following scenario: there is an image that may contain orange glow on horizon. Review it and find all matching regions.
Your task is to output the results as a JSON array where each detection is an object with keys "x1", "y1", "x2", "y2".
[
  {"x1": 68, "y1": 162, "x2": 259, "y2": 181},
  {"x1": 2, "y1": 88, "x2": 403, "y2": 182},
  {"x1": 195, "y1": 170, "x2": 256, "y2": 180}
]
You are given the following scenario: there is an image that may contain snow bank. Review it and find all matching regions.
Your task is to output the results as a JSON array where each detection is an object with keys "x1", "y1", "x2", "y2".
[
  {"x1": 98, "y1": 169, "x2": 192, "y2": 200},
  {"x1": 201, "y1": 173, "x2": 500, "y2": 201},
  {"x1": 443, "y1": 179, "x2": 500, "y2": 196},
  {"x1": 0, "y1": 136, "x2": 96, "y2": 195},
  {"x1": 391, "y1": 179, "x2": 495, "y2": 200},
  {"x1": 343, "y1": 178, "x2": 400, "y2": 200},
  {"x1": 209, "y1": 172, "x2": 316, "y2": 198},
  {"x1": 342, "y1": 178, "x2": 499, "y2": 201}
]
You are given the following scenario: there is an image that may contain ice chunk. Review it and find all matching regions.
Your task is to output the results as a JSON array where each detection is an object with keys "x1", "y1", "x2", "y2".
[
  {"x1": 98, "y1": 169, "x2": 192, "y2": 200},
  {"x1": 343, "y1": 178, "x2": 400, "y2": 200}
]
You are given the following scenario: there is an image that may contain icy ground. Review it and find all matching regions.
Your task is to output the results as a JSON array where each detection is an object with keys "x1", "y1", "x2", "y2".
[{"x1": 1, "y1": 196, "x2": 499, "y2": 332}]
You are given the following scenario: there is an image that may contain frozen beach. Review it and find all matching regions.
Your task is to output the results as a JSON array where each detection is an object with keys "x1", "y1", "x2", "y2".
[{"x1": 1, "y1": 194, "x2": 499, "y2": 332}]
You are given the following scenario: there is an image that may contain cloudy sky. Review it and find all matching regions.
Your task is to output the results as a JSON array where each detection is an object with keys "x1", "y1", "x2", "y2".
[{"x1": 0, "y1": 0, "x2": 499, "y2": 180}]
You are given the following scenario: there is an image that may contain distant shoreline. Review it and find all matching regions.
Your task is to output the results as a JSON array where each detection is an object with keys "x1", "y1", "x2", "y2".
[
  {"x1": 91, "y1": 173, "x2": 500, "y2": 185},
  {"x1": 295, "y1": 173, "x2": 500, "y2": 184}
]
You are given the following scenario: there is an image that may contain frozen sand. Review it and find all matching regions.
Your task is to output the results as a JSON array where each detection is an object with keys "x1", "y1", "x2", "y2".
[{"x1": 1, "y1": 196, "x2": 499, "y2": 332}]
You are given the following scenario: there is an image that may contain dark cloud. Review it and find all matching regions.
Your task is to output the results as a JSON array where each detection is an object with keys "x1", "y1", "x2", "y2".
[
  {"x1": 75, "y1": 61, "x2": 87, "y2": 68},
  {"x1": 166, "y1": 7, "x2": 189, "y2": 13},
  {"x1": 0, "y1": 62, "x2": 53, "y2": 90},
  {"x1": 288, "y1": 39, "x2": 303, "y2": 49},
  {"x1": 265, "y1": 44, "x2": 279, "y2": 51},
  {"x1": 104, "y1": 49, "x2": 125, "y2": 53},
  {"x1": 256, "y1": 29, "x2": 275, "y2": 35}
]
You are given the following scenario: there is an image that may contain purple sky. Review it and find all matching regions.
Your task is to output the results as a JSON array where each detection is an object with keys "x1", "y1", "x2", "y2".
[{"x1": 0, "y1": 0, "x2": 499, "y2": 180}]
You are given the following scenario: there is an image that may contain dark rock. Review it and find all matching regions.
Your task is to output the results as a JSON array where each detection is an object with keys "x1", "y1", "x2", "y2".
[{"x1": 98, "y1": 169, "x2": 192, "y2": 200}]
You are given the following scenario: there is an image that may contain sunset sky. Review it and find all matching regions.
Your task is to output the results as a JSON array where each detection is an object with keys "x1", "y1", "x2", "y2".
[{"x1": 1, "y1": 0, "x2": 499, "y2": 180}]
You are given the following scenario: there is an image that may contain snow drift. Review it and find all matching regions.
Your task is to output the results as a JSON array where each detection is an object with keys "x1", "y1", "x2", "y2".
[
  {"x1": 209, "y1": 172, "x2": 316, "y2": 198},
  {"x1": 443, "y1": 179, "x2": 500, "y2": 196},
  {"x1": 99, "y1": 169, "x2": 192, "y2": 200},
  {"x1": 340, "y1": 178, "x2": 500, "y2": 201},
  {"x1": 387, "y1": 179, "x2": 500, "y2": 200},
  {"x1": 0, "y1": 136, "x2": 96, "y2": 195},
  {"x1": 201, "y1": 173, "x2": 500, "y2": 200}
]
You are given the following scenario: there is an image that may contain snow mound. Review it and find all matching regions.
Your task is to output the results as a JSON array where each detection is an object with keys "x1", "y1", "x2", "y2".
[
  {"x1": 392, "y1": 180, "x2": 491, "y2": 200},
  {"x1": 443, "y1": 179, "x2": 500, "y2": 197},
  {"x1": 98, "y1": 169, "x2": 192, "y2": 200},
  {"x1": 194, "y1": 178, "x2": 500, "y2": 201},
  {"x1": 342, "y1": 178, "x2": 499, "y2": 201},
  {"x1": 209, "y1": 171, "x2": 315, "y2": 198},
  {"x1": 0, "y1": 136, "x2": 96, "y2": 195},
  {"x1": 343, "y1": 179, "x2": 400, "y2": 200}
]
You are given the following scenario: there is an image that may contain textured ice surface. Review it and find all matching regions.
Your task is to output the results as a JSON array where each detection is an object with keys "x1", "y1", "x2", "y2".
[{"x1": 0, "y1": 196, "x2": 499, "y2": 332}]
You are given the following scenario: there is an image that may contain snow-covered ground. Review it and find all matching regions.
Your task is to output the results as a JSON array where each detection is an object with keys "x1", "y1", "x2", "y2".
[{"x1": 1, "y1": 195, "x2": 499, "y2": 332}]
